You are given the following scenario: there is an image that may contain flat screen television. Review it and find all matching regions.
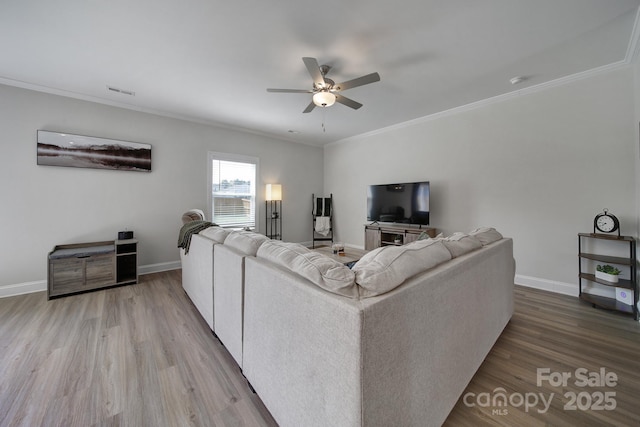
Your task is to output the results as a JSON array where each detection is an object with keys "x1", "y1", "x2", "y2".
[{"x1": 367, "y1": 181, "x2": 430, "y2": 225}]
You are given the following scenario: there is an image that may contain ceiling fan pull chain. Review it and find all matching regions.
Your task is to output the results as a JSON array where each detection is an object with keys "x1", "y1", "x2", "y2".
[{"x1": 322, "y1": 108, "x2": 327, "y2": 132}]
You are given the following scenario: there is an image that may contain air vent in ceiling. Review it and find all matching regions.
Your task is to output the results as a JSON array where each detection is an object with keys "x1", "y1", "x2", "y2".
[{"x1": 107, "y1": 86, "x2": 135, "y2": 96}]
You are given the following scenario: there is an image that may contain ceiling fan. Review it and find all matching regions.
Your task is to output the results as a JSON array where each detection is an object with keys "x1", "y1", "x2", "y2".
[{"x1": 267, "y1": 57, "x2": 380, "y2": 113}]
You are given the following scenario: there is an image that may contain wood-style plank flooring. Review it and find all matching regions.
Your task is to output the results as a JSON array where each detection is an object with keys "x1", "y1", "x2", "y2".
[
  {"x1": 0, "y1": 270, "x2": 277, "y2": 427},
  {"x1": 445, "y1": 286, "x2": 640, "y2": 427},
  {"x1": 1, "y1": 271, "x2": 639, "y2": 426}
]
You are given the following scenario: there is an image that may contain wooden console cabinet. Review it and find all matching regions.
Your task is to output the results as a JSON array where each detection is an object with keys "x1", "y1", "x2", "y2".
[
  {"x1": 48, "y1": 239, "x2": 138, "y2": 299},
  {"x1": 364, "y1": 224, "x2": 437, "y2": 250}
]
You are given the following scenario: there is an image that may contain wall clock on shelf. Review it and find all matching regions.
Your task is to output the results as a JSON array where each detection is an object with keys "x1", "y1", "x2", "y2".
[{"x1": 593, "y1": 208, "x2": 620, "y2": 237}]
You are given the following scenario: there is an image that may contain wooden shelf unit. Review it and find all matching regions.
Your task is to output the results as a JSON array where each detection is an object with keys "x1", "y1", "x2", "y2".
[
  {"x1": 578, "y1": 233, "x2": 637, "y2": 320},
  {"x1": 364, "y1": 224, "x2": 437, "y2": 250},
  {"x1": 116, "y1": 239, "x2": 138, "y2": 284},
  {"x1": 48, "y1": 239, "x2": 138, "y2": 299}
]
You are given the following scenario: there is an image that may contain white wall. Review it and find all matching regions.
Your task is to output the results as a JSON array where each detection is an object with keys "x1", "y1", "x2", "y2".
[
  {"x1": 634, "y1": 61, "x2": 640, "y2": 305},
  {"x1": 0, "y1": 84, "x2": 323, "y2": 294},
  {"x1": 325, "y1": 67, "x2": 638, "y2": 296}
]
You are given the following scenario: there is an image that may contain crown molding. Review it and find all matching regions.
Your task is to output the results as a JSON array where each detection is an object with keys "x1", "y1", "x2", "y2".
[
  {"x1": 0, "y1": 75, "x2": 313, "y2": 147},
  {"x1": 329, "y1": 60, "x2": 630, "y2": 148},
  {"x1": 625, "y1": 6, "x2": 640, "y2": 64}
]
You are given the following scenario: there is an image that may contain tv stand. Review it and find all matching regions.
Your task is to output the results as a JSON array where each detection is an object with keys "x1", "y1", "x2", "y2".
[{"x1": 364, "y1": 224, "x2": 437, "y2": 250}]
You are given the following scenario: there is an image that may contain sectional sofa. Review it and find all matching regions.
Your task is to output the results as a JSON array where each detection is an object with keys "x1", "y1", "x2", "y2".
[
  {"x1": 179, "y1": 226, "x2": 515, "y2": 427},
  {"x1": 179, "y1": 226, "x2": 231, "y2": 330}
]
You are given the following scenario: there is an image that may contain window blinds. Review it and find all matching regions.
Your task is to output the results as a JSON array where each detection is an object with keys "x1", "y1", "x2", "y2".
[{"x1": 211, "y1": 159, "x2": 256, "y2": 228}]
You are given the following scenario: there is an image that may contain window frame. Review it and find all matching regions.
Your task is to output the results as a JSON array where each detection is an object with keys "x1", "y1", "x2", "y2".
[{"x1": 207, "y1": 151, "x2": 259, "y2": 230}]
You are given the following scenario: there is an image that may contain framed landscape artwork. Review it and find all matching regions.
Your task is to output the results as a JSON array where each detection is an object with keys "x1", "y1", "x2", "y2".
[{"x1": 37, "y1": 130, "x2": 152, "y2": 172}]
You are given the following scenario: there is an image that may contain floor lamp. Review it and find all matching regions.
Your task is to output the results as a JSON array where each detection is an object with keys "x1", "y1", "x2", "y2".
[{"x1": 265, "y1": 184, "x2": 282, "y2": 240}]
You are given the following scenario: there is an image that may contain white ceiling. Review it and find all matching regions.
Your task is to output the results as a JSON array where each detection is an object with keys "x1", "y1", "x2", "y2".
[{"x1": 1, "y1": 0, "x2": 639, "y2": 146}]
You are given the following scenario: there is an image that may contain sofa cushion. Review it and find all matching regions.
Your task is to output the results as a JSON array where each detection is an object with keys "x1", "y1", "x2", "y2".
[
  {"x1": 257, "y1": 240, "x2": 358, "y2": 298},
  {"x1": 353, "y1": 239, "x2": 452, "y2": 297},
  {"x1": 417, "y1": 231, "x2": 443, "y2": 240},
  {"x1": 469, "y1": 227, "x2": 503, "y2": 246},
  {"x1": 199, "y1": 226, "x2": 231, "y2": 243},
  {"x1": 441, "y1": 233, "x2": 483, "y2": 258},
  {"x1": 224, "y1": 230, "x2": 270, "y2": 256}
]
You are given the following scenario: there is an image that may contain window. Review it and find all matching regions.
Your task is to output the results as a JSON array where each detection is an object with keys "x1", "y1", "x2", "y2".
[{"x1": 208, "y1": 152, "x2": 258, "y2": 229}]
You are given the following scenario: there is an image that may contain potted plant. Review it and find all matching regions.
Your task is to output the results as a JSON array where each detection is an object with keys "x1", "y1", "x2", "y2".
[
  {"x1": 394, "y1": 234, "x2": 403, "y2": 244},
  {"x1": 595, "y1": 264, "x2": 621, "y2": 283}
]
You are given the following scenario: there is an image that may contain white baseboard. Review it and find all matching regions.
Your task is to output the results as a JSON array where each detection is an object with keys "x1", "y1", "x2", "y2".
[
  {"x1": 517, "y1": 274, "x2": 640, "y2": 322},
  {"x1": 0, "y1": 280, "x2": 47, "y2": 298},
  {"x1": 515, "y1": 274, "x2": 577, "y2": 297},
  {"x1": 138, "y1": 261, "x2": 182, "y2": 275},
  {"x1": 0, "y1": 261, "x2": 182, "y2": 299},
  {"x1": 0, "y1": 269, "x2": 590, "y2": 302}
]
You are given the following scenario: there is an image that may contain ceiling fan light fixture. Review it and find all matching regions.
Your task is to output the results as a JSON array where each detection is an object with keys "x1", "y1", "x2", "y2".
[
  {"x1": 313, "y1": 91, "x2": 336, "y2": 107},
  {"x1": 267, "y1": 57, "x2": 380, "y2": 113}
]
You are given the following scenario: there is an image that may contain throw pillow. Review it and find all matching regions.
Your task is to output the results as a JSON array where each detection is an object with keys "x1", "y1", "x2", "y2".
[
  {"x1": 353, "y1": 239, "x2": 452, "y2": 297},
  {"x1": 441, "y1": 232, "x2": 482, "y2": 258},
  {"x1": 224, "y1": 230, "x2": 270, "y2": 256},
  {"x1": 469, "y1": 227, "x2": 503, "y2": 246},
  {"x1": 257, "y1": 240, "x2": 358, "y2": 298},
  {"x1": 199, "y1": 226, "x2": 231, "y2": 243},
  {"x1": 417, "y1": 231, "x2": 443, "y2": 240}
]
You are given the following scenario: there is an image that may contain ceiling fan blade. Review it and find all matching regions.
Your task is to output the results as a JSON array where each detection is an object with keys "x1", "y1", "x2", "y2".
[
  {"x1": 335, "y1": 94, "x2": 363, "y2": 110},
  {"x1": 302, "y1": 101, "x2": 316, "y2": 113},
  {"x1": 267, "y1": 88, "x2": 313, "y2": 93},
  {"x1": 302, "y1": 57, "x2": 326, "y2": 87},
  {"x1": 334, "y1": 72, "x2": 380, "y2": 91}
]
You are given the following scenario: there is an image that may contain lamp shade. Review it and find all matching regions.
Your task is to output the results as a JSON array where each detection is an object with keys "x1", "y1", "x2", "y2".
[
  {"x1": 265, "y1": 184, "x2": 282, "y2": 201},
  {"x1": 312, "y1": 91, "x2": 336, "y2": 107}
]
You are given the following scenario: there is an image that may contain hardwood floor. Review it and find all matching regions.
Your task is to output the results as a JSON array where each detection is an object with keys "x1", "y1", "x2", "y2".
[
  {"x1": 445, "y1": 286, "x2": 640, "y2": 427},
  {"x1": 1, "y1": 272, "x2": 639, "y2": 426},
  {"x1": 0, "y1": 270, "x2": 277, "y2": 427}
]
